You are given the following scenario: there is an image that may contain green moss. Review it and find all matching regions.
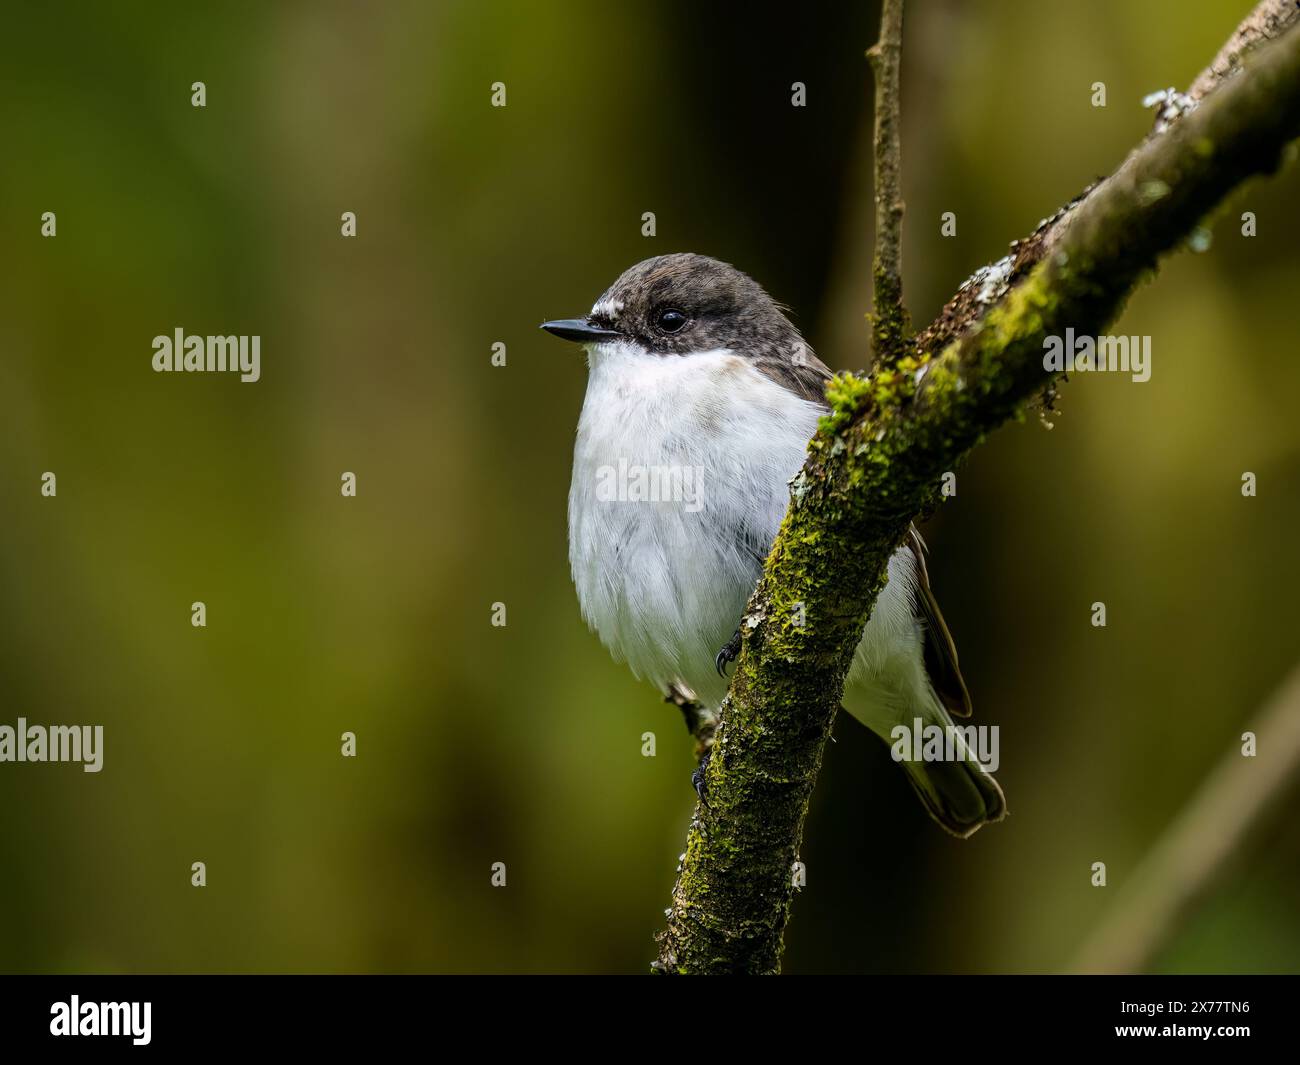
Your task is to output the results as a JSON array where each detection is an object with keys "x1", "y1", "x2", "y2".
[
  {"x1": 870, "y1": 261, "x2": 913, "y2": 365},
  {"x1": 820, "y1": 372, "x2": 874, "y2": 433}
]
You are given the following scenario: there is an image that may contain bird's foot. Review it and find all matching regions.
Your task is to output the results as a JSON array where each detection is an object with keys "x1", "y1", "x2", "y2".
[
  {"x1": 691, "y1": 747, "x2": 712, "y2": 806},
  {"x1": 714, "y1": 629, "x2": 742, "y2": 677}
]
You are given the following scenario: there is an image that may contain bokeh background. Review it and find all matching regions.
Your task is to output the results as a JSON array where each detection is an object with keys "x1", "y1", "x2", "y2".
[{"x1": 1, "y1": 0, "x2": 1297, "y2": 974}]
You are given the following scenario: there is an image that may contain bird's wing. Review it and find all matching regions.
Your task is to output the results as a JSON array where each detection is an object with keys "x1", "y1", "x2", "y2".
[
  {"x1": 752, "y1": 347, "x2": 835, "y2": 405},
  {"x1": 906, "y1": 526, "x2": 973, "y2": 718}
]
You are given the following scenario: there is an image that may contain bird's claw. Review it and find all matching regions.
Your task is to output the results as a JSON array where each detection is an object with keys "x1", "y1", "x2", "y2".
[
  {"x1": 692, "y1": 748, "x2": 712, "y2": 805},
  {"x1": 714, "y1": 629, "x2": 742, "y2": 677}
]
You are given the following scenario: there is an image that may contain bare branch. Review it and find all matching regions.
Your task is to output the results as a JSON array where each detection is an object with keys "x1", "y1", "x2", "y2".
[{"x1": 1188, "y1": 0, "x2": 1300, "y2": 102}]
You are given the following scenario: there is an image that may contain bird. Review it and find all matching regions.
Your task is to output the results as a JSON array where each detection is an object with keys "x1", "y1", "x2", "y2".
[{"x1": 541, "y1": 253, "x2": 1006, "y2": 837}]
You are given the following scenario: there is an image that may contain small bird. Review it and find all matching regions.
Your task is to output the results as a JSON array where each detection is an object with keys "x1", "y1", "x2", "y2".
[{"x1": 542, "y1": 253, "x2": 1005, "y2": 837}]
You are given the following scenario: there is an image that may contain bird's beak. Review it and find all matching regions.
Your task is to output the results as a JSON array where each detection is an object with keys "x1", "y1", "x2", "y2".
[{"x1": 540, "y1": 318, "x2": 622, "y2": 344}]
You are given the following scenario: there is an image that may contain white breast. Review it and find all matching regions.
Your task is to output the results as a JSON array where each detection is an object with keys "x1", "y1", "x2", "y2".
[
  {"x1": 568, "y1": 340, "x2": 921, "y2": 707},
  {"x1": 568, "y1": 342, "x2": 808, "y2": 703}
]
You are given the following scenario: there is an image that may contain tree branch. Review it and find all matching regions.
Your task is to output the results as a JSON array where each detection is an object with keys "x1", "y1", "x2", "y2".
[
  {"x1": 916, "y1": 0, "x2": 1300, "y2": 362},
  {"x1": 1188, "y1": 0, "x2": 1300, "y2": 103},
  {"x1": 1072, "y1": 662, "x2": 1300, "y2": 974},
  {"x1": 867, "y1": 0, "x2": 909, "y2": 367},
  {"x1": 653, "y1": 3, "x2": 1300, "y2": 974}
]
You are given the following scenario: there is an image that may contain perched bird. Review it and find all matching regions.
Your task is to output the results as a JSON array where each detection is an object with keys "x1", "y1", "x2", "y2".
[{"x1": 542, "y1": 253, "x2": 1005, "y2": 837}]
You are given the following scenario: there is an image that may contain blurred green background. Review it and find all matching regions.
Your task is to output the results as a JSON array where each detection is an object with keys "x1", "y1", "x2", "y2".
[{"x1": 1, "y1": 0, "x2": 1297, "y2": 973}]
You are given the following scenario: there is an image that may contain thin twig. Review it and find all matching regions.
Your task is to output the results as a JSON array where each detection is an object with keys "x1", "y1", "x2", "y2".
[
  {"x1": 867, "y1": 0, "x2": 909, "y2": 367},
  {"x1": 1072, "y1": 664, "x2": 1300, "y2": 973}
]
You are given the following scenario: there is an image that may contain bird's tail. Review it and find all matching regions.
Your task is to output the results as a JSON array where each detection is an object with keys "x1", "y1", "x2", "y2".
[
  {"x1": 845, "y1": 683, "x2": 1006, "y2": 838},
  {"x1": 898, "y1": 731, "x2": 1006, "y2": 838}
]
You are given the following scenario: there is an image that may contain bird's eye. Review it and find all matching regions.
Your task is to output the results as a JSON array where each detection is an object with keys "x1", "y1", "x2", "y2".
[{"x1": 655, "y1": 308, "x2": 688, "y2": 333}]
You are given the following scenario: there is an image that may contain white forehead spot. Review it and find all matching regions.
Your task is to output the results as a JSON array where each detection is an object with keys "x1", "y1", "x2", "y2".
[{"x1": 591, "y1": 297, "x2": 623, "y2": 318}]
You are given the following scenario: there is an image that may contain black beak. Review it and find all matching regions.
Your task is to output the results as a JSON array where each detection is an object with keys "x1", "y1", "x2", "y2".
[{"x1": 540, "y1": 318, "x2": 622, "y2": 344}]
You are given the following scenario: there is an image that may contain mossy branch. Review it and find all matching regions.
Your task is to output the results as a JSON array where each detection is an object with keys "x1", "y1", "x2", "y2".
[{"x1": 653, "y1": 4, "x2": 1300, "y2": 975}]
